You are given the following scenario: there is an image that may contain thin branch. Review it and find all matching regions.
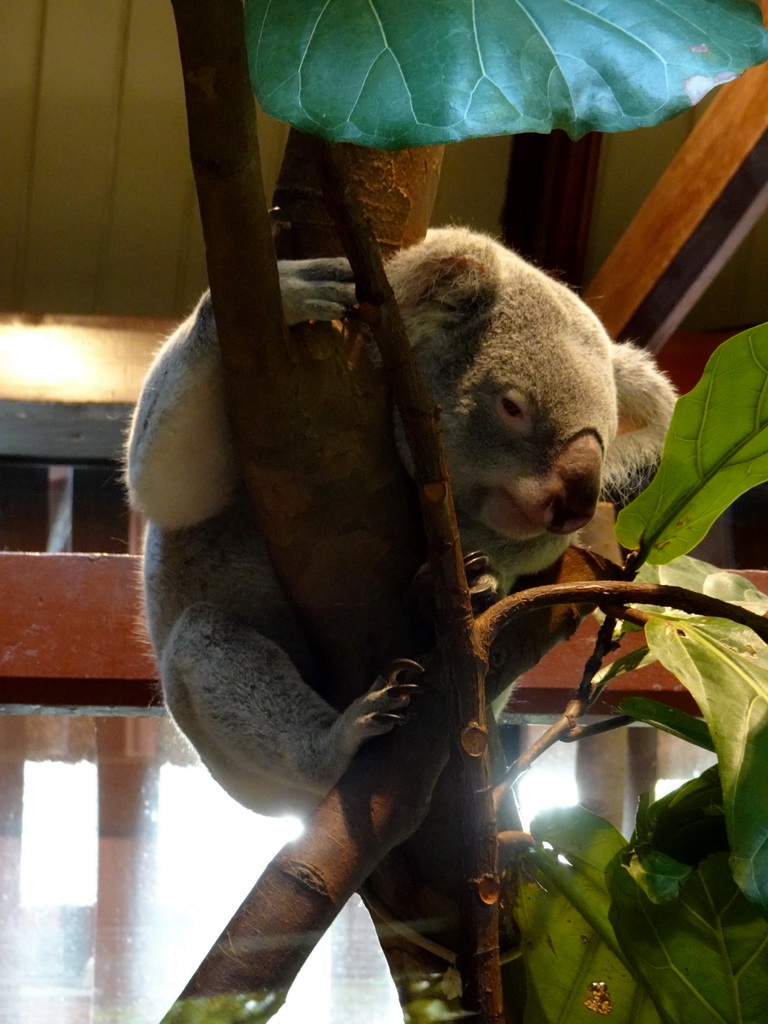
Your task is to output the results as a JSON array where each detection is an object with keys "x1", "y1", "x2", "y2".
[
  {"x1": 493, "y1": 704, "x2": 632, "y2": 810},
  {"x1": 478, "y1": 580, "x2": 768, "y2": 648},
  {"x1": 494, "y1": 704, "x2": 582, "y2": 812},
  {"x1": 313, "y1": 139, "x2": 504, "y2": 1024},
  {"x1": 170, "y1": 0, "x2": 287, "y2": 383},
  {"x1": 576, "y1": 613, "x2": 618, "y2": 702},
  {"x1": 489, "y1": 575, "x2": 768, "y2": 810},
  {"x1": 603, "y1": 605, "x2": 653, "y2": 628},
  {"x1": 560, "y1": 715, "x2": 635, "y2": 742}
]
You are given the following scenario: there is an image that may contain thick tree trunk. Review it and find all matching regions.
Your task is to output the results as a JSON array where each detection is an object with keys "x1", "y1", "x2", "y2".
[
  {"x1": 273, "y1": 128, "x2": 444, "y2": 260},
  {"x1": 170, "y1": 0, "x2": 444, "y2": 713}
]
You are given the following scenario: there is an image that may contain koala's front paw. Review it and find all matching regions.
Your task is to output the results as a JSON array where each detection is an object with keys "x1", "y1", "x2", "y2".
[
  {"x1": 279, "y1": 257, "x2": 357, "y2": 325},
  {"x1": 339, "y1": 659, "x2": 423, "y2": 753},
  {"x1": 413, "y1": 550, "x2": 502, "y2": 621},
  {"x1": 463, "y1": 550, "x2": 503, "y2": 613}
]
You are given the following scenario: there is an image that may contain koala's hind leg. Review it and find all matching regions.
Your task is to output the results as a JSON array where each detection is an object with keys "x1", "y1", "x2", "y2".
[{"x1": 162, "y1": 603, "x2": 417, "y2": 815}]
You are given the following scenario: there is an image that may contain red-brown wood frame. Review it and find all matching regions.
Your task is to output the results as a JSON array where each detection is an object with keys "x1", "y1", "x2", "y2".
[{"x1": 0, "y1": 553, "x2": 159, "y2": 711}]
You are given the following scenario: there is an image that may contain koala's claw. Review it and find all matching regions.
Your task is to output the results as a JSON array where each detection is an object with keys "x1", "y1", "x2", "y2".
[
  {"x1": 463, "y1": 550, "x2": 493, "y2": 576},
  {"x1": 414, "y1": 551, "x2": 502, "y2": 620},
  {"x1": 464, "y1": 550, "x2": 503, "y2": 613},
  {"x1": 383, "y1": 658, "x2": 425, "y2": 686},
  {"x1": 347, "y1": 659, "x2": 424, "y2": 740},
  {"x1": 367, "y1": 712, "x2": 408, "y2": 729},
  {"x1": 385, "y1": 682, "x2": 421, "y2": 700}
]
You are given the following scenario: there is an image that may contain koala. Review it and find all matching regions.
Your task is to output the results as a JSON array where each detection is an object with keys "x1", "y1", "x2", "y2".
[{"x1": 126, "y1": 227, "x2": 676, "y2": 817}]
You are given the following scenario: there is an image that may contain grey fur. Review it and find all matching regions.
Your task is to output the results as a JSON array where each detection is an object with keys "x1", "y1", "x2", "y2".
[{"x1": 126, "y1": 227, "x2": 676, "y2": 816}]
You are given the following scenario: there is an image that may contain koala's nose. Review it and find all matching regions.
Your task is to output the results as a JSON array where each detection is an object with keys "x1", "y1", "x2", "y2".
[
  {"x1": 548, "y1": 486, "x2": 600, "y2": 534},
  {"x1": 546, "y1": 433, "x2": 602, "y2": 535}
]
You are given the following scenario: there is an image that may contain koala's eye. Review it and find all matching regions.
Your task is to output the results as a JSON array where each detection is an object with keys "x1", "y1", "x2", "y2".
[
  {"x1": 501, "y1": 397, "x2": 523, "y2": 419},
  {"x1": 495, "y1": 392, "x2": 532, "y2": 435}
]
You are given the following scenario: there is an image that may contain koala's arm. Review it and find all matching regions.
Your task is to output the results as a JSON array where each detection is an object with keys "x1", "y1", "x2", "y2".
[{"x1": 126, "y1": 259, "x2": 356, "y2": 529}]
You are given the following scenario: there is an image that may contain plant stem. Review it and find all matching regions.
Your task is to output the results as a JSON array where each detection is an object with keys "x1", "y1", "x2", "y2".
[
  {"x1": 561, "y1": 715, "x2": 636, "y2": 742},
  {"x1": 576, "y1": 613, "x2": 618, "y2": 702}
]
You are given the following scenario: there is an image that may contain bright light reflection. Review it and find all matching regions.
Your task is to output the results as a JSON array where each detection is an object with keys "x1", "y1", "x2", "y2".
[
  {"x1": 20, "y1": 760, "x2": 97, "y2": 907},
  {"x1": 0, "y1": 327, "x2": 96, "y2": 397},
  {"x1": 655, "y1": 777, "x2": 687, "y2": 800},
  {"x1": 156, "y1": 763, "x2": 302, "y2": 910},
  {"x1": 516, "y1": 769, "x2": 579, "y2": 831},
  {"x1": 0, "y1": 322, "x2": 156, "y2": 402},
  {"x1": 153, "y1": 765, "x2": 401, "y2": 1024}
]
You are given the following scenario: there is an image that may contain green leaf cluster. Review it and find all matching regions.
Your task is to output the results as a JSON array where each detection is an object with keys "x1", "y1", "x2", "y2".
[
  {"x1": 608, "y1": 771, "x2": 768, "y2": 1023},
  {"x1": 643, "y1": 613, "x2": 768, "y2": 913},
  {"x1": 607, "y1": 557, "x2": 768, "y2": 913},
  {"x1": 609, "y1": 843, "x2": 768, "y2": 1023},
  {"x1": 606, "y1": 317, "x2": 768, "y2": 918},
  {"x1": 508, "y1": 796, "x2": 768, "y2": 1024},
  {"x1": 508, "y1": 807, "x2": 661, "y2": 1023},
  {"x1": 244, "y1": 0, "x2": 768, "y2": 149}
]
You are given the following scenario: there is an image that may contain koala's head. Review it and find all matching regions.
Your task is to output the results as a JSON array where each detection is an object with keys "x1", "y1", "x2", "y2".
[{"x1": 386, "y1": 228, "x2": 677, "y2": 581}]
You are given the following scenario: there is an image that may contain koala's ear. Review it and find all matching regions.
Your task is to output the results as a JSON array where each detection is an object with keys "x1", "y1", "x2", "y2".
[
  {"x1": 387, "y1": 228, "x2": 500, "y2": 313},
  {"x1": 602, "y1": 341, "x2": 677, "y2": 505},
  {"x1": 396, "y1": 254, "x2": 492, "y2": 311}
]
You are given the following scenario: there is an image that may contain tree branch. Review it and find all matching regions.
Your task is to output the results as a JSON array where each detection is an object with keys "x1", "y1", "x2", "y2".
[
  {"x1": 167, "y1": 0, "x2": 444, "y2": 1008},
  {"x1": 272, "y1": 128, "x2": 444, "y2": 260},
  {"x1": 479, "y1": 579, "x2": 768, "y2": 650},
  {"x1": 313, "y1": 139, "x2": 505, "y2": 1024},
  {"x1": 177, "y1": 684, "x2": 450, "y2": 1000},
  {"x1": 487, "y1": 574, "x2": 768, "y2": 809},
  {"x1": 561, "y1": 716, "x2": 635, "y2": 742}
]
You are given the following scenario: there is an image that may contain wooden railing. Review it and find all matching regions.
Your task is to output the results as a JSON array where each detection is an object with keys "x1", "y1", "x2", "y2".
[{"x1": 3, "y1": 551, "x2": 765, "y2": 717}]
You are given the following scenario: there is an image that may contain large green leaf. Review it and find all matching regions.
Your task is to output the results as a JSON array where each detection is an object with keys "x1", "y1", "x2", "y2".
[
  {"x1": 637, "y1": 557, "x2": 768, "y2": 615},
  {"x1": 596, "y1": 558, "x2": 768, "y2": 695},
  {"x1": 645, "y1": 615, "x2": 768, "y2": 913},
  {"x1": 615, "y1": 324, "x2": 768, "y2": 565},
  {"x1": 243, "y1": 0, "x2": 768, "y2": 149},
  {"x1": 625, "y1": 769, "x2": 726, "y2": 902},
  {"x1": 507, "y1": 807, "x2": 662, "y2": 1023},
  {"x1": 618, "y1": 696, "x2": 715, "y2": 752},
  {"x1": 594, "y1": 557, "x2": 768, "y2": 747},
  {"x1": 607, "y1": 851, "x2": 768, "y2": 1024}
]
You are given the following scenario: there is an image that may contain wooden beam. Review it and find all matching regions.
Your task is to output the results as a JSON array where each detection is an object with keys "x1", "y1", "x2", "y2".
[
  {"x1": 0, "y1": 399, "x2": 133, "y2": 461},
  {"x1": 584, "y1": 59, "x2": 768, "y2": 352},
  {"x1": 502, "y1": 130, "x2": 602, "y2": 289},
  {"x1": 0, "y1": 314, "x2": 168, "y2": 461},
  {"x1": 0, "y1": 315, "x2": 169, "y2": 404},
  {"x1": 2, "y1": 551, "x2": 766, "y2": 717},
  {"x1": 0, "y1": 553, "x2": 160, "y2": 712},
  {"x1": 653, "y1": 329, "x2": 731, "y2": 394}
]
